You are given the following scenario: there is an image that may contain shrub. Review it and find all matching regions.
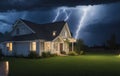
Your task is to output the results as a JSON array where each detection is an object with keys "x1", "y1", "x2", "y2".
[
  {"x1": 28, "y1": 51, "x2": 38, "y2": 58},
  {"x1": 42, "y1": 51, "x2": 51, "y2": 58},
  {"x1": 80, "y1": 51, "x2": 85, "y2": 55},
  {"x1": 42, "y1": 51, "x2": 58, "y2": 58},
  {"x1": 68, "y1": 51, "x2": 78, "y2": 56},
  {"x1": 60, "y1": 51, "x2": 66, "y2": 54},
  {"x1": 50, "y1": 53, "x2": 58, "y2": 57}
]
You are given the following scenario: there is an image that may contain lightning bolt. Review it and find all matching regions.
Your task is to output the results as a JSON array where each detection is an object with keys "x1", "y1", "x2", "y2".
[
  {"x1": 52, "y1": 8, "x2": 60, "y2": 22},
  {"x1": 64, "y1": 9, "x2": 72, "y2": 21},
  {"x1": 53, "y1": 7, "x2": 72, "y2": 22},
  {"x1": 75, "y1": 6, "x2": 92, "y2": 39}
]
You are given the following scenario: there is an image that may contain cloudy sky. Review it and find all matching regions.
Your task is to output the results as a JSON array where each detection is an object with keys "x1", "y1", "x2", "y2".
[{"x1": 0, "y1": 0, "x2": 120, "y2": 46}]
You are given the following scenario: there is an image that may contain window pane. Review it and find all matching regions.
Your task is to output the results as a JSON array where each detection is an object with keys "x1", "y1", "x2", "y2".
[
  {"x1": 32, "y1": 42, "x2": 36, "y2": 51},
  {"x1": 9, "y1": 43, "x2": 12, "y2": 51}
]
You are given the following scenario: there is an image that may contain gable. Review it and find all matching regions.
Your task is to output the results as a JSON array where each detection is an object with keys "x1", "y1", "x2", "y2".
[
  {"x1": 11, "y1": 20, "x2": 35, "y2": 36},
  {"x1": 8, "y1": 19, "x2": 71, "y2": 42},
  {"x1": 59, "y1": 23, "x2": 71, "y2": 38}
]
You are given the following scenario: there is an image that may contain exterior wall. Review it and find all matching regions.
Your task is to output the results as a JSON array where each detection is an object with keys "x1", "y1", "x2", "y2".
[
  {"x1": 1, "y1": 43, "x2": 14, "y2": 56},
  {"x1": 64, "y1": 42, "x2": 69, "y2": 54},
  {"x1": 43, "y1": 37, "x2": 70, "y2": 55},
  {"x1": 60, "y1": 24, "x2": 71, "y2": 38},
  {"x1": 36, "y1": 41, "x2": 41, "y2": 56},
  {"x1": 14, "y1": 42, "x2": 30, "y2": 57},
  {"x1": 11, "y1": 22, "x2": 33, "y2": 36}
]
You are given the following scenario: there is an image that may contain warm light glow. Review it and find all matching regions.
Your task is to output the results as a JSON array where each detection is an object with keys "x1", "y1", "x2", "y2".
[
  {"x1": 53, "y1": 31, "x2": 56, "y2": 36},
  {"x1": 6, "y1": 42, "x2": 12, "y2": 51},
  {"x1": 44, "y1": 42, "x2": 51, "y2": 51},
  {"x1": 5, "y1": 61, "x2": 9, "y2": 75},
  {"x1": 118, "y1": 54, "x2": 120, "y2": 56},
  {"x1": 31, "y1": 42, "x2": 36, "y2": 51},
  {"x1": 6, "y1": 43, "x2": 9, "y2": 47},
  {"x1": 9, "y1": 43, "x2": 12, "y2": 51}
]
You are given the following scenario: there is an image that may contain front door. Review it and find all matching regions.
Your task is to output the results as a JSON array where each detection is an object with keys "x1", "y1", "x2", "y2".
[{"x1": 60, "y1": 43, "x2": 63, "y2": 52}]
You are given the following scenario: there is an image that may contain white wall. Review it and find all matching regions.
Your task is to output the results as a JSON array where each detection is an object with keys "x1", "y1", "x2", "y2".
[
  {"x1": 14, "y1": 42, "x2": 30, "y2": 56},
  {"x1": 1, "y1": 43, "x2": 13, "y2": 56},
  {"x1": 60, "y1": 24, "x2": 71, "y2": 38}
]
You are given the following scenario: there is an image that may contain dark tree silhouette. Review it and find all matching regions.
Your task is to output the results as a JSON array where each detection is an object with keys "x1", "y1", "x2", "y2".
[
  {"x1": 75, "y1": 39, "x2": 88, "y2": 53},
  {"x1": 107, "y1": 34, "x2": 117, "y2": 50}
]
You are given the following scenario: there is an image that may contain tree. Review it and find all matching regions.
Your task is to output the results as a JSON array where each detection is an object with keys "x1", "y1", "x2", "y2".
[
  {"x1": 107, "y1": 34, "x2": 117, "y2": 50},
  {"x1": 75, "y1": 39, "x2": 88, "y2": 53}
]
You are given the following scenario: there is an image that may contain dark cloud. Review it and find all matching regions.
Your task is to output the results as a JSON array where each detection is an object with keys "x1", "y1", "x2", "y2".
[
  {"x1": 80, "y1": 20, "x2": 120, "y2": 45},
  {"x1": 0, "y1": 0, "x2": 120, "y2": 11},
  {"x1": 0, "y1": 19, "x2": 13, "y2": 25}
]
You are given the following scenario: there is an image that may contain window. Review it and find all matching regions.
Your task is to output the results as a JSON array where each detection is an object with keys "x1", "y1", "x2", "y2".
[
  {"x1": 31, "y1": 42, "x2": 36, "y2": 51},
  {"x1": 53, "y1": 31, "x2": 56, "y2": 36},
  {"x1": 6, "y1": 42, "x2": 12, "y2": 51},
  {"x1": 65, "y1": 31, "x2": 67, "y2": 37},
  {"x1": 16, "y1": 28, "x2": 20, "y2": 35}
]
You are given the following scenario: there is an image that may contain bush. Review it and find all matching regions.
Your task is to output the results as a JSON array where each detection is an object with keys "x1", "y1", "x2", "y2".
[
  {"x1": 28, "y1": 51, "x2": 38, "y2": 58},
  {"x1": 50, "y1": 53, "x2": 58, "y2": 57},
  {"x1": 42, "y1": 51, "x2": 58, "y2": 58},
  {"x1": 68, "y1": 51, "x2": 78, "y2": 56},
  {"x1": 42, "y1": 51, "x2": 51, "y2": 58},
  {"x1": 80, "y1": 51, "x2": 85, "y2": 55},
  {"x1": 60, "y1": 51, "x2": 66, "y2": 54}
]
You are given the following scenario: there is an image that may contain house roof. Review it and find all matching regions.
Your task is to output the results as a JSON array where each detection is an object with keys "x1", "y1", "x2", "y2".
[{"x1": 8, "y1": 19, "x2": 67, "y2": 41}]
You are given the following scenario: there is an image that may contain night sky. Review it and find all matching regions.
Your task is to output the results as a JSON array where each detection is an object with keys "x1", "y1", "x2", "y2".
[{"x1": 0, "y1": 0, "x2": 120, "y2": 46}]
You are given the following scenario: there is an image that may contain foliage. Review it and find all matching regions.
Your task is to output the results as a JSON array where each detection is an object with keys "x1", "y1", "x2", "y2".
[
  {"x1": 74, "y1": 39, "x2": 88, "y2": 53},
  {"x1": 42, "y1": 51, "x2": 58, "y2": 58},
  {"x1": 79, "y1": 51, "x2": 85, "y2": 55},
  {"x1": 60, "y1": 51, "x2": 66, "y2": 54},
  {"x1": 68, "y1": 51, "x2": 78, "y2": 56},
  {"x1": 107, "y1": 34, "x2": 117, "y2": 50},
  {"x1": 28, "y1": 51, "x2": 38, "y2": 58},
  {"x1": 42, "y1": 51, "x2": 51, "y2": 58},
  {"x1": 50, "y1": 53, "x2": 58, "y2": 57}
]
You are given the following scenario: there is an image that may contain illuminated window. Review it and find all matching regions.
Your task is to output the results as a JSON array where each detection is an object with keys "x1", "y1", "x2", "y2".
[
  {"x1": 6, "y1": 42, "x2": 12, "y2": 51},
  {"x1": 31, "y1": 42, "x2": 36, "y2": 51},
  {"x1": 53, "y1": 31, "x2": 56, "y2": 36}
]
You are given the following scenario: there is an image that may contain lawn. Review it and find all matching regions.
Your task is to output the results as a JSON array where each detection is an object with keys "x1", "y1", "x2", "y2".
[{"x1": 4, "y1": 55, "x2": 120, "y2": 76}]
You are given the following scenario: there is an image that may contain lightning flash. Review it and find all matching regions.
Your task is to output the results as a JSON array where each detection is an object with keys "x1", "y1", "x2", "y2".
[
  {"x1": 75, "y1": 6, "x2": 92, "y2": 39},
  {"x1": 53, "y1": 7, "x2": 71, "y2": 22}
]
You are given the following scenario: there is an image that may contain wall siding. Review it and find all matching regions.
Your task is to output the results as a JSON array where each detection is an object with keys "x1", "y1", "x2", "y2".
[
  {"x1": 14, "y1": 42, "x2": 30, "y2": 56},
  {"x1": 11, "y1": 22, "x2": 33, "y2": 36}
]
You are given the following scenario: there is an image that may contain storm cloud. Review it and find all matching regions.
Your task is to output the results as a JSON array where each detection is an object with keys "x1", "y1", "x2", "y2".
[
  {"x1": 0, "y1": 1, "x2": 120, "y2": 45},
  {"x1": 0, "y1": 0, "x2": 120, "y2": 11}
]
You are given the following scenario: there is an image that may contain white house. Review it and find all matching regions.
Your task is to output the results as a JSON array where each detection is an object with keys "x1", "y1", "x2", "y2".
[{"x1": 0, "y1": 19, "x2": 76, "y2": 57}]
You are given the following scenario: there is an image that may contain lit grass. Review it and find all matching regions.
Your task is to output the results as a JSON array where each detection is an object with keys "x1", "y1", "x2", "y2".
[{"x1": 5, "y1": 54, "x2": 120, "y2": 76}]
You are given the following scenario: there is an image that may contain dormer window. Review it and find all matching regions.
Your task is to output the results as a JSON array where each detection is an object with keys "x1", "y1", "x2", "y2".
[
  {"x1": 16, "y1": 28, "x2": 20, "y2": 35},
  {"x1": 53, "y1": 31, "x2": 56, "y2": 36}
]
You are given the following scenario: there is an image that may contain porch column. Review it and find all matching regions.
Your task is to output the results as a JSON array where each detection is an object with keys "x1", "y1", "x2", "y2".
[
  {"x1": 72, "y1": 42, "x2": 74, "y2": 51},
  {"x1": 68, "y1": 38, "x2": 76, "y2": 52}
]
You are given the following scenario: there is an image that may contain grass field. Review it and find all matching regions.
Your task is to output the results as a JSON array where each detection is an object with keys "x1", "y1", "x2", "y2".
[{"x1": 4, "y1": 54, "x2": 120, "y2": 76}]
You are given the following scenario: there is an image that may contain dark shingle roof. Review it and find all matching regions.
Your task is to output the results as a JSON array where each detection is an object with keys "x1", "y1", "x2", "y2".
[{"x1": 9, "y1": 19, "x2": 66, "y2": 41}]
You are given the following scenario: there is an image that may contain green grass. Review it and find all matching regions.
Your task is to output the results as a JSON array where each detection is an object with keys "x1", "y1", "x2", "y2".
[{"x1": 4, "y1": 55, "x2": 120, "y2": 76}]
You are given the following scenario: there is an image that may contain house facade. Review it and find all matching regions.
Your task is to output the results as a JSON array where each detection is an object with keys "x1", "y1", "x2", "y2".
[{"x1": 1, "y1": 19, "x2": 76, "y2": 57}]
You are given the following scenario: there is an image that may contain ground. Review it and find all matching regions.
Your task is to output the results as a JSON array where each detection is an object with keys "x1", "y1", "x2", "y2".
[{"x1": 3, "y1": 54, "x2": 120, "y2": 76}]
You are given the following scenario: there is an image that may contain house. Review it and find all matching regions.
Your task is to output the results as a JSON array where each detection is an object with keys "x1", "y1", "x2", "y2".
[{"x1": 0, "y1": 19, "x2": 76, "y2": 57}]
